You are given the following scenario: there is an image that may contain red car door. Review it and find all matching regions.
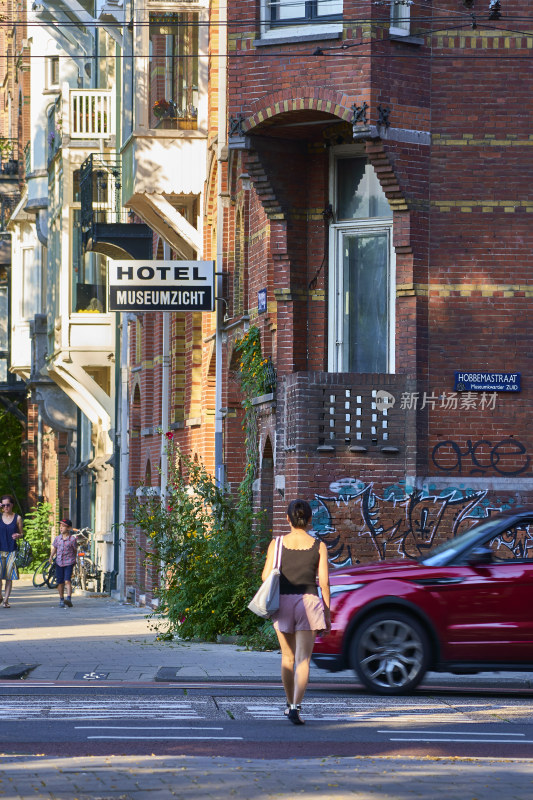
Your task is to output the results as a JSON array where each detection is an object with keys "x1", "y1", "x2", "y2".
[{"x1": 439, "y1": 521, "x2": 533, "y2": 663}]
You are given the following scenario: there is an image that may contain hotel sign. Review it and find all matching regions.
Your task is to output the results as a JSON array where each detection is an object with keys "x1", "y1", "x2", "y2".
[{"x1": 108, "y1": 260, "x2": 215, "y2": 312}]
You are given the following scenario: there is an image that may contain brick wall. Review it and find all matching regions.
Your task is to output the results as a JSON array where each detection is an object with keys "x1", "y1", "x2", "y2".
[{"x1": 221, "y1": 0, "x2": 533, "y2": 562}]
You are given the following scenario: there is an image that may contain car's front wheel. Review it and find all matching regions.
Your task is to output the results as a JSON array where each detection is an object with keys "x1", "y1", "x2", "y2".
[{"x1": 351, "y1": 611, "x2": 430, "y2": 695}]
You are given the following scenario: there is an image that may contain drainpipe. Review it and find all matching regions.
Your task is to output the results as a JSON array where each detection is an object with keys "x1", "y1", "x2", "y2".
[
  {"x1": 160, "y1": 242, "x2": 171, "y2": 495},
  {"x1": 215, "y1": 0, "x2": 227, "y2": 487},
  {"x1": 37, "y1": 411, "x2": 43, "y2": 501}
]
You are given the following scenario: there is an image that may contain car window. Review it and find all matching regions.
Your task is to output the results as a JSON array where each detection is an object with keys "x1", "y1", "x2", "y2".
[
  {"x1": 487, "y1": 521, "x2": 533, "y2": 563},
  {"x1": 420, "y1": 517, "x2": 503, "y2": 566}
]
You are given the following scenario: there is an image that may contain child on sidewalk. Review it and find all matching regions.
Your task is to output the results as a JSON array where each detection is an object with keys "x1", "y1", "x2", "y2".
[{"x1": 50, "y1": 519, "x2": 78, "y2": 608}]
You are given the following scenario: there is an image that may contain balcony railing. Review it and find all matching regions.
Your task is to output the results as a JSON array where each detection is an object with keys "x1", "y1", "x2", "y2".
[
  {"x1": 80, "y1": 153, "x2": 123, "y2": 230},
  {"x1": 70, "y1": 90, "x2": 114, "y2": 139},
  {"x1": 79, "y1": 153, "x2": 153, "y2": 260},
  {"x1": 0, "y1": 194, "x2": 20, "y2": 229},
  {"x1": 282, "y1": 372, "x2": 409, "y2": 455},
  {"x1": 0, "y1": 139, "x2": 19, "y2": 175}
]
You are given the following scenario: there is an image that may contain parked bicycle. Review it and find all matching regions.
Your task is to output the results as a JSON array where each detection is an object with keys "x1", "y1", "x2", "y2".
[
  {"x1": 72, "y1": 528, "x2": 99, "y2": 591},
  {"x1": 32, "y1": 527, "x2": 99, "y2": 590}
]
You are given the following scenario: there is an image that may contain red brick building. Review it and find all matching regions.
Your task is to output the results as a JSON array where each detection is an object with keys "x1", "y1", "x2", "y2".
[{"x1": 218, "y1": 0, "x2": 533, "y2": 567}]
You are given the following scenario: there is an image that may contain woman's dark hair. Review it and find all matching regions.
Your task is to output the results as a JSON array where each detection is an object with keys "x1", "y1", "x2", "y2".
[
  {"x1": 1, "y1": 494, "x2": 15, "y2": 505},
  {"x1": 287, "y1": 499, "x2": 312, "y2": 529}
]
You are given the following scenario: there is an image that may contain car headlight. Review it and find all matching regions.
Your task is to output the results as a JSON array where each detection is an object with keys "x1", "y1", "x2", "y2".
[{"x1": 330, "y1": 583, "x2": 365, "y2": 596}]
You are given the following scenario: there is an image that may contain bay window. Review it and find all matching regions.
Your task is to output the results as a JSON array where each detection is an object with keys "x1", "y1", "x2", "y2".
[{"x1": 149, "y1": 13, "x2": 199, "y2": 130}]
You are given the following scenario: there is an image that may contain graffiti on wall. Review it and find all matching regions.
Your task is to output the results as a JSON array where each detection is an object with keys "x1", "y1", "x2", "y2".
[
  {"x1": 312, "y1": 478, "x2": 515, "y2": 567},
  {"x1": 431, "y1": 438, "x2": 530, "y2": 476}
]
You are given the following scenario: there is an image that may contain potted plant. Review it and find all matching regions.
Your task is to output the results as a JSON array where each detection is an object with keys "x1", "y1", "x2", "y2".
[{"x1": 152, "y1": 99, "x2": 177, "y2": 120}]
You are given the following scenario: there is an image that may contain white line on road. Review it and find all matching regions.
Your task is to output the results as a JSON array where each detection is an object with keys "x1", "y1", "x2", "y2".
[
  {"x1": 86, "y1": 736, "x2": 244, "y2": 741},
  {"x1": 378, "y1": 730, "x2": 525, "y2": 736},
  {"x1": 75, "y1": 726, "x2": 223, "y2": 730},
  {"x1": 388, "y1": 738, "x2": 533, "y2": 744}
]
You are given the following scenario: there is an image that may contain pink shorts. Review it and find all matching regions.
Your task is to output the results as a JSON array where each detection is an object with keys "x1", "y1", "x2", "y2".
[{"x1": 272, "y1": 593, "x2": 326, "y2": 633}]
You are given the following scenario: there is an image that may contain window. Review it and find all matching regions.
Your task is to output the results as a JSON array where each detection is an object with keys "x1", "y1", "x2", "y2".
[
  {"x1": 149, "y1": 13, "x2": 199, "y2": 130},
  {"x1": 329, "y1": 154, "x2": 394, "y2": 374},
  {"x1": 71, "y1": 210, "x2": 107, "y2": 313},
  {"x1": 268, "y1": 0, "x2": 342, "y2": 26},
  {"x1": 390, "y1": 0, "x2": 411, "y2": 37},
  {"x1": 46, "y1": 56, "x2": 60, "y2": 89},
  {"x1": 22, "y1": 247, "x2": 40, "y2": 320}
]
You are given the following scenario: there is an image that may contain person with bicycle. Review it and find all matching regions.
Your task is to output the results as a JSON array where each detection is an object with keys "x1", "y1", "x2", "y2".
[{"x1": 50, "y1": 519, "x2": 77, "y2": 608}]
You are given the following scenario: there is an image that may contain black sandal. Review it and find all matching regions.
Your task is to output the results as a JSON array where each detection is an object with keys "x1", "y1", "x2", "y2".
[{"x1": 287, "y1": 705, "x2": 304, "y2": 725}]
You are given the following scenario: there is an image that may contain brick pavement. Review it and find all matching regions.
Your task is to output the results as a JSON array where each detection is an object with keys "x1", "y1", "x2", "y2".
[
  {"x1": 0, "y1": 576, "x2": 282, "y2": 682},
  {"x1": 0, "y1": 753, "x2": 532, "y2": 799}
]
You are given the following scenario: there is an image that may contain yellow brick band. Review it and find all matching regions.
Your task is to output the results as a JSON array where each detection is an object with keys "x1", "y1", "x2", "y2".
[
  {"x1": 434, "y1": 134, "x2": 533, "y2": 146},
  {"x1": 432, "y1": 200, "x2": 533, "y2": 212},
  {"x1": 397, "y1": 283, "x2": 533, "y2": 298}
]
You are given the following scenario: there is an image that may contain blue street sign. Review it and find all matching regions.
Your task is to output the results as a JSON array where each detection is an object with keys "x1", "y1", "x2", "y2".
[
  {"x1": 258, "y1": 288, "x2": 267, "y2": 313},
  {"x1": 454, "y1": 371, "x2": 521, "y2": 392}
]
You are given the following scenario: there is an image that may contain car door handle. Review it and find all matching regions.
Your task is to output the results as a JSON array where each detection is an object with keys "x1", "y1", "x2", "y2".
[{"x1": 411, "y1": 577, "x2": 466, "y2": 586}]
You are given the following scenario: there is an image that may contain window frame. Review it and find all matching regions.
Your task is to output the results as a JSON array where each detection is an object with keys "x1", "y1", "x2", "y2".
[
  {"x1": 390, "y1": 0, "x2": 411, "y2": 37},
  {"x1": 46, "y1": 56, "x2": 60, "y2": 90},
  {"x1": 260, "y1": 0, "x2": 343, "y2": 39},
  {"x1": 328, "y1": 148, "x2": 395, "y2": 375},
  {"x1": 134, "y1": 1, "x2": 209, "y2": 132},
  {"x1": 268, "y1": 0, "x2": 342, "y2": 27}
]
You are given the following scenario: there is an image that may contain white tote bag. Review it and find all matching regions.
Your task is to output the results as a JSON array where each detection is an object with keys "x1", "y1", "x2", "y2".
[{"x1": 248, "y1": 536, "x2": 283, "y2": 619}]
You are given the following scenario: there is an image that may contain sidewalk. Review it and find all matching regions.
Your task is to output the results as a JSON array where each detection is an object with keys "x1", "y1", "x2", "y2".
[
  {"x1": 0, "y1": 576, "x2": 283, "y2": 683},
  {"x1": 2, "y1": 753, "x2": 533, "y2": 800},
  {"x1": 1, "y1": 575, "x2": 533, "y2": 689}
]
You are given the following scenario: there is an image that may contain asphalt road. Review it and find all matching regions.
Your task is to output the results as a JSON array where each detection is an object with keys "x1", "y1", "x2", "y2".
[{"x1": 2, "y1": 680, "x2": 533, "y2": 759}]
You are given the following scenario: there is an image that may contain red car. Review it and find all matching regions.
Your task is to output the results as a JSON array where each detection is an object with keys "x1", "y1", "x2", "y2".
[{"x1": 312, "y1": 509, "x2": 533, "y2": 694}]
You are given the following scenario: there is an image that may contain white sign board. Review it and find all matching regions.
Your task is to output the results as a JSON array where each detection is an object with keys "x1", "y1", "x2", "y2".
[{"x1": 108, "y1": 260, "x2": 215, "y2": 312}]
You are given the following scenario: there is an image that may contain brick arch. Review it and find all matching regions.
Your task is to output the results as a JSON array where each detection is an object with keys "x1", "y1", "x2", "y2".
[{"x1": 242, "y1": 87, "x2": 354, "y2": 133}]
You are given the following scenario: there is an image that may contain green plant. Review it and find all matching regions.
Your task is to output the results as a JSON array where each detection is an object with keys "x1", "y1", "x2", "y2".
[
  {"x1": 241, "y1": 619, "x2": 279, "y2": 651},
  {"x1": 22, "y1": 501, "x2": 53, "y2": 568},
  {"x1": 234, "y1": 326, "x2": 271, "y2": 505},
  {"x1": 129, "y1": 438, "x2": 269, "y2": 641},
  {"x1": 129, "y1": 327, "x2": 275, "y2": 643}
]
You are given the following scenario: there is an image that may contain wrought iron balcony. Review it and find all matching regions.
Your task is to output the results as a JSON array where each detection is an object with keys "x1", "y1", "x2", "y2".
[
  {"x1": 79, "y1": 154, "x2": 152, "y2": 260},
  {"x1": 0, "y1": 139, "x2": 18, "y2": 176},
  {"x1": 0, "y1": 194, "x2": 20, "y2": 230}
]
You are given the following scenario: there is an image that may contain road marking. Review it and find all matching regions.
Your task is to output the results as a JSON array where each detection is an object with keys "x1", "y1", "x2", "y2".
[
  {"x1": 388, "y1": 737, "x2": 533, "y2": 744},
  {"x1": 0, "y1": 699, "x2": 208, "y2": 720},
  {"x1": 378, "y1": 729, "x2": 525, "y2": 736},
  {"x1": 86, "y1": 736, "x2": 243, "y2": 741},
  {"x1": 75, "y1": 726, "x2": 224, "y2": 730}
]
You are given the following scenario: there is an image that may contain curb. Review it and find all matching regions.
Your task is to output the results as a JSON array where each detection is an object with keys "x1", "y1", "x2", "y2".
[{"x1": 0, "y1": 664, "x2": 39, "y2": 680}]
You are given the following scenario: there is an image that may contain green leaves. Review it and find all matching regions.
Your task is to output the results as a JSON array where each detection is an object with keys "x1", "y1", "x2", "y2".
[
  {"x1": 23, "y1": 502, "x2": 53, "y2": 565},
  {"x1": 129, "y1": 440, "x2": 269, "y2": 641}
]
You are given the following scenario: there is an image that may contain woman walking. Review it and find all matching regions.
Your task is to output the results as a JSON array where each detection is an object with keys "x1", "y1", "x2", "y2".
[
  {"x1": 0, "y1": 494, "x2": 24, "y2": 608},
  {"x1": 262, "y1": 499, "x2": 330, "y2": 725}
]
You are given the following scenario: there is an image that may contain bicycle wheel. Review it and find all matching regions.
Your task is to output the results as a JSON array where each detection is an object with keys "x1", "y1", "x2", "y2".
[
  {"x1": 32, "y1": 559, "x2": 51, "y2": 588},
  {"x1": 46, "y1": 561, "x2": 58, "y2": 589},
  {"x1": 71, "y1": 563, "x2": 81, "y2": 590},
  {"x1": 80, "y1": 557, "x2": 97, "y2": 591}
]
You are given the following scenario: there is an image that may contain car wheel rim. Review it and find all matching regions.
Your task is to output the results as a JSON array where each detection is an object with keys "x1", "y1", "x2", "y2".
[{"x1": 358, "y1": 619, "x2": 424, "y2": 690}]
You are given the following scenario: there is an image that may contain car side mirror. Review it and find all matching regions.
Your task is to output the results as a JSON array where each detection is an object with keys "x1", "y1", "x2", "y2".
[{"x1": 467, "y1": 545, "x2": 493, "y2": 566}]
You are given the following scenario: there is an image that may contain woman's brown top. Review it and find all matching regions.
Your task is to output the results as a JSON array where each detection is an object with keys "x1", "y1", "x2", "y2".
[{"x1": 279, "y1": 538, "x2": 320, "y2": 596}]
